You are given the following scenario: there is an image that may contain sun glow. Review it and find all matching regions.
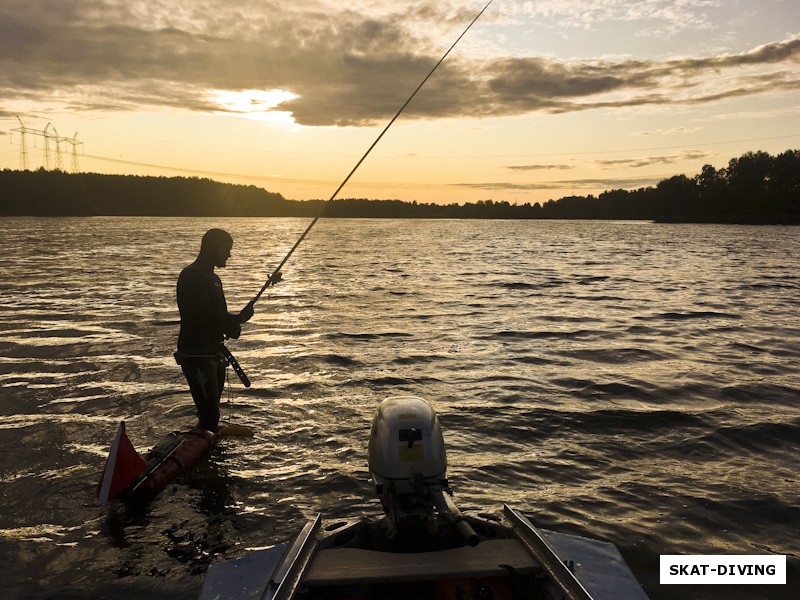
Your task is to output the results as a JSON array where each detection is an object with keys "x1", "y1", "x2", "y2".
[{"x1": 209, "y1": 89, "x2": 299, "y2": 124}]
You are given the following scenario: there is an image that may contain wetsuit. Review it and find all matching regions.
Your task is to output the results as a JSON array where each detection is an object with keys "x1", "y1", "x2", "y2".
[{"x1": 176, "y1": 261, "x2": 243, "y2": 431}]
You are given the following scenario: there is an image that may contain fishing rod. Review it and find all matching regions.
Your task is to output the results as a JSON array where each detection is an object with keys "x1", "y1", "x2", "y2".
[{"x1": 249, "y1": 0, "x2": 494, "y2": 307}]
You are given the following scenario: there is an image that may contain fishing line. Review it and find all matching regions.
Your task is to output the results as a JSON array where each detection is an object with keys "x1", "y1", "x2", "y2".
[{"x1": 249, "y1": 0, "x2": 494, "y2": 306}]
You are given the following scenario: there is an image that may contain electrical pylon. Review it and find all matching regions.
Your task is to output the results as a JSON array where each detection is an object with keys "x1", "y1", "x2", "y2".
[
  {"x1": 11, "y1": 117, "x2": 83, "y2": 171},
  {"x1": 48, "y1": 125, "x2": 64, "y2": 170},
  {"x1": 64, "y1": 132, "x2": 83, "y2": 172},
  {"x1": 42, "y1": 123, "x2": 53, "y2": 170},
  {"x1": 11, "y1": 116, "x2": 30, "y2": 170}
]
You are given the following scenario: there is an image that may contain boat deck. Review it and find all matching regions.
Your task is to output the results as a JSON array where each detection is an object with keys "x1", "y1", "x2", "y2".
[{"x1": 303, "y1": 538, "x2": 541, "y2": 586}]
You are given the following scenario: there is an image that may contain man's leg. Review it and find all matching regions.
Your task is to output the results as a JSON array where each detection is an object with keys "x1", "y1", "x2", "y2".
[
  {"x1": 216, "y1": 359, "x2": 226, "y2": 401},
  {"x1": 181, "y1": 357, "x2": 221, "y2": 431}
]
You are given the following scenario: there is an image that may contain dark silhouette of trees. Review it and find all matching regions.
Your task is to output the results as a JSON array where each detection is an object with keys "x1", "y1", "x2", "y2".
[
  {"x1": 0, "y1": 170, "x2": 300, "y2": 216},
  {"x1": 1, "y1": 149, "x2": 798, "y2": 223},
  {"x1": 523, "y1": 150, "x2": 799, "y2": 223},
  {"x1": 652, "y1": 175, "x2": 700, "y2": 219},
  {"x1": 695, "y1": 163, "x2": 727, "y2": 216}
]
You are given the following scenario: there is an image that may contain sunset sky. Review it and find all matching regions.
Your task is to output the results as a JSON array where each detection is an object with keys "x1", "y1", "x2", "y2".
[{"x1": 1, "y1": 0, "x2": 799, "y2": 205}]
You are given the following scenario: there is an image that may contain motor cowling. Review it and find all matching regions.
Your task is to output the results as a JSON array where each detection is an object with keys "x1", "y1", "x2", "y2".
[
  {"x1": 368, "y1": 396, "x2": 447, "y2": 494},
  {"x1": 367, "y1": 396, "x2": 479, "y2": 545}
]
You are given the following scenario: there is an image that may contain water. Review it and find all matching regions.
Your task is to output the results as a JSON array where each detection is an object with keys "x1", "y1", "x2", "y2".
[{"x1": 0, "y1": 217, "x2": 797, "y2": 599}]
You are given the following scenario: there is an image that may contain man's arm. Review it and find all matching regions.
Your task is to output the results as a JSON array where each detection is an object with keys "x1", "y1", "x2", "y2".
[{"x1": 178, "y1": 268, "x2": 243, "y2": 337}]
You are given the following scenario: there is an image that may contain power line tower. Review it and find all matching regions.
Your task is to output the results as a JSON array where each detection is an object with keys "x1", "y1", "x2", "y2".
[
  {"x1": 11, "y1": 116, "x2": 84, "y2": 171},
  {"x1": 63, "y1": 132, "x2": 84, "y2": 172},
  {"x1": 11, "y1": 116, "x2": 30, "y2": 170},
  {"x1": 47, "y1": 124, "x2": 65, "y2": 171},
  {"x1": 42, "y1": 123, "x2": 54, "y2": 170}
]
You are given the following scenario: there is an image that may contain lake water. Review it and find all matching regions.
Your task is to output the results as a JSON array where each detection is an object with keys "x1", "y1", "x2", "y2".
[{"x1": 0, "y1": 217, "x2": 797, "y2": 599}]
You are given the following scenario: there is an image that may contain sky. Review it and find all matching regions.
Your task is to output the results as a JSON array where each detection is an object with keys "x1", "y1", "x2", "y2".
[{"x1": 1, "y1": 0, "x2": 799, "y2": 205}]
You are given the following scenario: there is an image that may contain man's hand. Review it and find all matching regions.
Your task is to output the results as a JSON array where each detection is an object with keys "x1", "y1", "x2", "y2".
[
  {"x1": 268, "y1": 271, "x2": 283, "y2": 286},
  {"x1": 240, "y1": 301, "x2": 255, "y2": 323}
]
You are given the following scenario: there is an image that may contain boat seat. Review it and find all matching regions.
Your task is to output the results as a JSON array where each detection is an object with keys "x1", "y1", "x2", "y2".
[{"x1": 302, "y1": 539, "x2": 541, "y2": 586}]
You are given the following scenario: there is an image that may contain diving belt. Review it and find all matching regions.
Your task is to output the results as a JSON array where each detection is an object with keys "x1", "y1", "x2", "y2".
[{"x1": 174, "y1": 346, "x2": 251, "y2": 388}]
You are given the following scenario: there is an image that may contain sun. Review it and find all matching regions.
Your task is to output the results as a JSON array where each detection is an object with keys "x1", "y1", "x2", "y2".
[{"x1": 208, "y1": 89, "x2": 299, "y2": 124}]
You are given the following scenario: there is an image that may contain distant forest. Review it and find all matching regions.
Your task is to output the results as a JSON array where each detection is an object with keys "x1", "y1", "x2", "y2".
[{"x1": 1, "y1": 149, "x2": 798, "y2": 223}]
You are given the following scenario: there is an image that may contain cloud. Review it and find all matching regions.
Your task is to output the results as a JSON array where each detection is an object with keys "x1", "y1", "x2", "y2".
[
  {"x1": 506, "y1": 164, "x2": 575, "y2": 171},
  {"x1": 1, "y1": 1, "x2": 798, "y2": 126},
  {"x1": 697, "y1": 105, "x2": 800, "y2": 122},
  {"x1": 452, "y1": 176, "x2": 663, "y2": 191},
  {"x1": 636, "y1": 127, "x2": 701, "y2": 136},
  {"x1": 508, "y1": 0, "x2": 722, "y2": 36},
  {"x1": 480, "y1": 37, "x2": 800, "y2": 117},
  {"x1": 595, "y1": 150, "x2": 711, "y2": 168}
]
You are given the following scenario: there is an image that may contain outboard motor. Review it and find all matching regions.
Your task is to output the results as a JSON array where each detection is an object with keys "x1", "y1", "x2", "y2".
[{"x1": 368, "y1": 396, "x2": 478, "y2": 545}]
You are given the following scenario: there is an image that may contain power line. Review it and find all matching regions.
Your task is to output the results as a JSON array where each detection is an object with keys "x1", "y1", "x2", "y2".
[
  {"x1": 80, "y1": 153, "x2": 455, "y2": 189},
  {"x1": 79, "y1": 131, "x2": 800, "y2": 183},
  {"x1": 7, "y1": 128, "x2": 792, "y2": 193},
  {"x1": 82, "y1": 153, "x2": 337, "y2": 185},
  {"x1": 76, "y1": 128, "x2": 800, "y2": 160}
]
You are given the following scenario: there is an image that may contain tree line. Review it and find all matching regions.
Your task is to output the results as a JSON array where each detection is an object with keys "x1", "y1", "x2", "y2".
[
  {"x1": 0, "y1": 170, "x2": 298, "y2": 216},
  {"x1": 1, "y1": 150, "x2": 798, "y2": 223}
]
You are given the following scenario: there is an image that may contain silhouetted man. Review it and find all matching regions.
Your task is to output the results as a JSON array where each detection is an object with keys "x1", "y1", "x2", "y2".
[{"x1": 175, "y1": 229, "x2": 256, "y2": 431}]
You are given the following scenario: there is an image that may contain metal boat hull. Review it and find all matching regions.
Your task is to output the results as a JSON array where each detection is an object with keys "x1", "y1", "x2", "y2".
[{"x1": 199, "y1": 505, "x2": 649, "y2": 600}]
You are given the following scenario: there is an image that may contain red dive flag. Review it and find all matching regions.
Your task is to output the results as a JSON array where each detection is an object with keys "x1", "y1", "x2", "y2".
[{"x1": 96, "y1": 421, "x2": 147, "y2": 505}]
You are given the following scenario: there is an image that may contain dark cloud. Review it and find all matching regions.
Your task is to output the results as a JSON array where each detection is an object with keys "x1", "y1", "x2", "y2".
[
  {"x1": 479, "y1": 38, "x2": 800, "y2": 117},
  {"x1": 1, "y1": 1, "x2": 798, "y2": 126}
]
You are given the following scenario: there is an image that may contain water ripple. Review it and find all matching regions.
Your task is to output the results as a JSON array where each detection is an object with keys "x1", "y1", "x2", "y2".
[{"x1": 0, "y1": 218, "x2": 798, "y2": 599}]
